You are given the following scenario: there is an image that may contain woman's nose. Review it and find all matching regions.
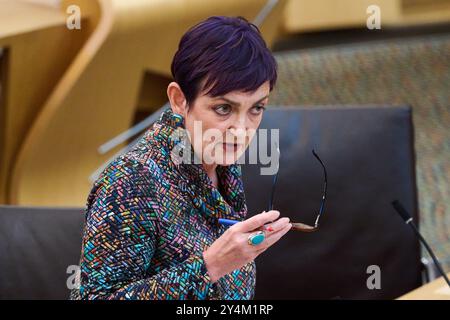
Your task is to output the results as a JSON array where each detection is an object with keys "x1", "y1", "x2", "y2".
[
  {"x1": 230, "y1": 116, "x2": 248, "y2": 131},
  {"x1": 229, "y1": 127, "x2": 246, "y2": 135}
]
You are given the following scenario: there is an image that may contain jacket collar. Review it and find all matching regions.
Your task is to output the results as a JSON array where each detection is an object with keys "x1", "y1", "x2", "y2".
[{"x1": 146, "y1": 107, "x2": 247, "y2": 221}]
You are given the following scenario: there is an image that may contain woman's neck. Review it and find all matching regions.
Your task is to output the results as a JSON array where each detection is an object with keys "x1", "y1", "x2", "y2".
[{"x1": 202, "y1": 163, "x2": 219, "y2": 189}]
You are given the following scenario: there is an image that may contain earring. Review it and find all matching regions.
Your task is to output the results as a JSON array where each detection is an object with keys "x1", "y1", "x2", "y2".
[
  {"x1": 171, "y1": 113, "x2": 184, "y2": 128},
  {"x1": 169, "y1": 113, "x2": 187, "y2": 160}
]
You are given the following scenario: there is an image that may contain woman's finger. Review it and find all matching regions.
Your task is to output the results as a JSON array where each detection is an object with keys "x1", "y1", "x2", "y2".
[
  {"x1": 235, "y1": 210, "x2": 280, "y2": 233},
  {"x1": 261, "y1": 223, "x2": 292, "y2": 248},
  {"x1": 261, "y1": 217, "x2": 290, "y2": 233}
]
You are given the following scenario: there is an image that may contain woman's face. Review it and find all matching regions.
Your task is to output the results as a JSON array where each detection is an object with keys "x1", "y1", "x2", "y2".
[{"x1": 184, "y1": 81, "x2": 270, "y2": 166}]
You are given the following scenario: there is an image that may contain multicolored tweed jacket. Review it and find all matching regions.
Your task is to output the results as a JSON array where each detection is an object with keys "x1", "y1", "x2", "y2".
[{"x1": 71, "y1": 108, "x2": 256, "y2": 300}]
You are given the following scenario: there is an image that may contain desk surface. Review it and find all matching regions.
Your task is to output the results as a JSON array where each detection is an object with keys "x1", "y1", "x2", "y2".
[{"x1": 398, "y1": 272, "x2": 450, "y2": 300}]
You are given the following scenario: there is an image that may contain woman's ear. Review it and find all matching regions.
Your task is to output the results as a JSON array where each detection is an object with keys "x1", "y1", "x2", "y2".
[{"x1": 167, "y1": 82, "x2": 188, "y2": 116}]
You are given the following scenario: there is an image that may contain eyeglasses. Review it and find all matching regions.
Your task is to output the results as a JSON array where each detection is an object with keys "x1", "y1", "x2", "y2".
[{"x1": 269, "y1": 145, "x2": 328, "y2": 232}]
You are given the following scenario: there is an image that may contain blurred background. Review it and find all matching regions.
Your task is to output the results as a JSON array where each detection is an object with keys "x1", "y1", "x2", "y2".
[{"x1": 0, "y1": 0, "x2": 449, "y2": 299}]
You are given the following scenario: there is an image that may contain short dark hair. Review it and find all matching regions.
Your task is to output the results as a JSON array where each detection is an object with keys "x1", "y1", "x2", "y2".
[{"x1": 171, "y1": 16, "x2": 277, "y2": 106}]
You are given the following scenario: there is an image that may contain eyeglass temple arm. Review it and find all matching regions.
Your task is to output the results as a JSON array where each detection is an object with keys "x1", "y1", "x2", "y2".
[
  {"x1": 312, "y1": 149, "x2": 328, "y2": 227},
  {"x1": 269, "y1": 148, "x2": 327, "y2": 228},
  {"x1": 268, "y1": 141, "x2": 280, "y2": 211},
  {"x1": 268, "y1": 170, "x2": 279, "y2": 211}
]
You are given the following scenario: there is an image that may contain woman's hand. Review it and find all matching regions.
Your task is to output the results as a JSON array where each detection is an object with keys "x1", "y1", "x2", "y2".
[{"x1": 203, "y1": 210, "x2": 291, "y2": 283}]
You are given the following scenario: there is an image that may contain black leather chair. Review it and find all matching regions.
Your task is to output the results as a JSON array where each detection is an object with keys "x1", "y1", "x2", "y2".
[
  {"x1": 0, "y1": 206, "x2": 84, "y2": 299},
  {"x1": 241, "y1": 105, "x2": 421, "y2": 299}
]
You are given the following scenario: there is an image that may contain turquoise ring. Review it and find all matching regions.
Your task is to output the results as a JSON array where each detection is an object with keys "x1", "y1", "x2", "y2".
[{"x1": 248, "y1": 231, "x2": 265, "y2": 246}]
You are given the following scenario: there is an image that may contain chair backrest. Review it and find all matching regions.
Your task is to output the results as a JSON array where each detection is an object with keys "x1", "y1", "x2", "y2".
[
  {"x1": 241, "y1": 106, "x2": 421, "y2": 299},
  {"x1": 0, "y1": 205, "x2": 84, "y2": 299}
]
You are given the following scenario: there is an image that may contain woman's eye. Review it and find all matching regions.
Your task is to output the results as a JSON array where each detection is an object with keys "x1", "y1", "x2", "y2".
[
  {"x1": 250, "y1": 105, "x2": 266, "y2": 115},
  {"x1": 214, "y1": 104, "x2": 232, "y2": 115}
]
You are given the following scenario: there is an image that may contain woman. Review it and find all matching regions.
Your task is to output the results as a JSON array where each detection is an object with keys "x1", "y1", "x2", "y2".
[{"x1": 72, "y1": 16, "x2": 291, "y2": 300}]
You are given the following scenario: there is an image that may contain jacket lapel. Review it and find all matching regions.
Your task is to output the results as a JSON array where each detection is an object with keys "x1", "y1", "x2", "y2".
[{"x1": 148, "y1": 108, "x2": 248, "y2": 221}]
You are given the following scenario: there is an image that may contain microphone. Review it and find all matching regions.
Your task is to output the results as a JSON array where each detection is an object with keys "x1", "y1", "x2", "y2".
[{"x1": 392, "y1": 200, "x2": 450, "y2": 288}]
